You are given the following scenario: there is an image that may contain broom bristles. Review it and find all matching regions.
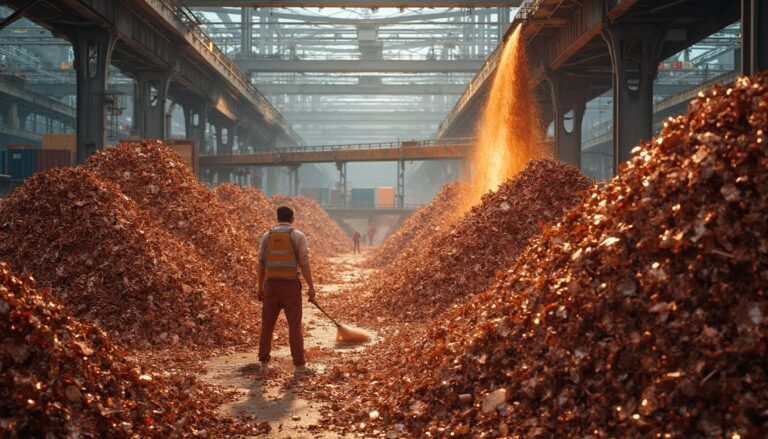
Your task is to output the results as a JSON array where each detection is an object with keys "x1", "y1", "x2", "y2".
[{"x1": 336, "y1": 324, "x2": 370, "y2": 344}]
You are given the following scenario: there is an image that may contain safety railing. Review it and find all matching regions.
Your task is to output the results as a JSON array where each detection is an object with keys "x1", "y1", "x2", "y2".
[
  {"x1": 320, "y1": 203, "x2": 425, "y2": 210},
  {"x1": 153, "y1": 0, "x2": 299, "y2": 142},
  {"x1": 202, "y1": 137, "x2": 476, "y2": 156}
]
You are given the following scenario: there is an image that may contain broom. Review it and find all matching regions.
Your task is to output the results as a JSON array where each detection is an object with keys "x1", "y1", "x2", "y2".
[{"x1": 310, "y1": 298, "x2": 370, "y2": 344}]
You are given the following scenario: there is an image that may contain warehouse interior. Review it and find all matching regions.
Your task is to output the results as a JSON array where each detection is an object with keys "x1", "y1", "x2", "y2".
[{"x1": 0, "y1": 0, "x2": 767, "y2": 437}]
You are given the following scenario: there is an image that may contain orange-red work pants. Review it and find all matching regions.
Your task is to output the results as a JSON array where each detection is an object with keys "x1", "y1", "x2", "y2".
[{"x1": 259, "y1": 279, "x2": 305, "y2": 366}]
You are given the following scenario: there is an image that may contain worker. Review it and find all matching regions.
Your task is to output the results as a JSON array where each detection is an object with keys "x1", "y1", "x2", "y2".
[
  {"x1": 258, "y1": 205, "x2": 316, "y2": 375},
  {"x1": 353, "y1": 229, "x2": 361, "y2": 254},
  {"x1": 367, "y1": 223, "x2": 376, "y2": 246}
]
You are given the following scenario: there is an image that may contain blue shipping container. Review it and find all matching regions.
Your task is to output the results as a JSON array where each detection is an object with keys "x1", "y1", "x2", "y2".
[
  {"x1": 8, "y1": 149, "x2": 37, "y2": 181},
  {"x1": 350, "y1": 188, "x2": 375, "y2": 207}
]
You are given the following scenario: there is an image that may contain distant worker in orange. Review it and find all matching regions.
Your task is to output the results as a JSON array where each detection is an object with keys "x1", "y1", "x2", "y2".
[
  {"x1": 258, "y1": 206, "x2": 316, "y2": 375},
  {"x1": 352, "y1": 229, "x2": 362, "y2": 254},
  {"x1": 367, "y1": 223, "x2": 376, "y2": 246}
]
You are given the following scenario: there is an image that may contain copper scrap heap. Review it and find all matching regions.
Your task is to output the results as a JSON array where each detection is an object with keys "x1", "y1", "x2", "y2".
[
  {"x1": 85, "y1": 142, "x2": 262, "y2": 301},
  {"x1": 0, "y1": 143, "x2": 261, "y2": 350},
  {"x1": 326, "y1": 73, "x2": 768, "y2": 437},
  {"x1": 213, "y1": 183, "x2": 273, "y2": 249},
  {"x1": 368, "y1": 159, "x2": 592, "y2": 322},
  {"x1": 0, "y1": 263, "x2": 263, "y2": 437}
]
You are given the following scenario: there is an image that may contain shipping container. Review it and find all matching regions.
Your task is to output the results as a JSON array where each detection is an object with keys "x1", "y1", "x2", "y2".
[
  {"x1": 299, "y1": 187, "x2": 331, "y2": 205},
  {"x1": 0, "y1": 150, "x2": 5, "y2": 174},
  {"x1": 170, "y1": 140, "x2": 198, "y2": 172},
  {"x1": 37, "y1": 149, "x2": 72, "y2": 171},
  {"x1": 375, "y1": 186, "x2": 395, "y2": 208},
  {"x1": 350, "y1": 188, "x2": 375, "y2": 207},
  {"x1": 6, "y1": 144, "x2": 35, "y2": 150},
  {"x1": 401, "y1": 140, "x2": 419, "y2": 147},
  {"x1": 42, "y1": 133, "x2": 76, "y2": 164},
  {"x1": 8, "y1": 149, "x2": 37, "y2": 181}
]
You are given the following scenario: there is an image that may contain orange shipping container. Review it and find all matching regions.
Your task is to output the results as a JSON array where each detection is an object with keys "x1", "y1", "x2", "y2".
[
  {"x1": 37, "y1": 149, "x2": 72, "y2": 171},
  {"x1": 42, "y1": 134, "x2": 76, "y2": 163},
  {"x1": 170, "y1": 140, "x2": 198, "y2": 173},
  {"x1": 376, "y1": 186, "x2": 395, "y2": 208}
]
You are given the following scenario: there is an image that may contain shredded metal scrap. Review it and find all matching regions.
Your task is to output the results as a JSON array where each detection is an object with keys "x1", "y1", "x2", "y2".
[
  {"x1": 368, "y1": 158, "x2": 592, "y2": 322},
  {"x1": 85, "y1": 141, "x2": 262, "y2": 301},
  {"x1": 0, "y1": 263, "x2": 269, "y2": 437},
  {"x1": 313, "y1": 73, "x2": 768, "y2": 438}
]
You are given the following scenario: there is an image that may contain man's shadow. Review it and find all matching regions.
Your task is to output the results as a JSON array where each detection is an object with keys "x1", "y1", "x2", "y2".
[{"x1": 227, "y1": 364, "x2": 303, "y2": 422}]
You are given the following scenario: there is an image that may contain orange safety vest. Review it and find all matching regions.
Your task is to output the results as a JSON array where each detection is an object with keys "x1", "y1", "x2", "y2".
[{"x1": 264, "y1": 228, "x2": 299, "y2": 280}]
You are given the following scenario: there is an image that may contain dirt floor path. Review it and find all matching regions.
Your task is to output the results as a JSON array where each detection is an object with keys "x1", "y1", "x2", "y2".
[{"x1": 200, "y1": 252, "x2": 375, "y2": 438}]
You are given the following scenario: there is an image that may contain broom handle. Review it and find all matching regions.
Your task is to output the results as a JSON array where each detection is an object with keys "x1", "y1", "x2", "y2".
[{"x1": 309, "y1": 298, "x2": 342, "y2": 328}]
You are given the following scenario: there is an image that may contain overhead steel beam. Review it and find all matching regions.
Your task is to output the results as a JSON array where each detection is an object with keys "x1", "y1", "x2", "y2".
[
  {"x1": 22, "y1": 81, "x2": 133, "y2": 96},
  {"x1": 0, "y1": 124, "x2": 42, "y2": 143},
  {"x1": 236, "y1": 59, "x2": 483, "y2": 73},
  {"x1": 191, "y1": 7, "x2": 497, "y2": 24},
  {"x1": 258, "y1": 83, "x2": 466, "y2": 95},
  {"x1": 436, "y1": 0, "x2": 739, "y2": 140},
  {"x1": 185, "y1": 0, "x2": 523, "y2": 7},
  {"x1": 0, "y1": 77, "x2": 76, "y2": 121},
  {"x1": 4, "y1": 0, "x2": 305, "y2": 147},
  {"x1": 199, "y1": 144, "x2": 470, "y2": 167},
  {"x1": 0, "y1": 0, "x2": 43, "y2": 31},
  {"x1": 284, "y1": 111, "x2": 446, "y2": 122}
]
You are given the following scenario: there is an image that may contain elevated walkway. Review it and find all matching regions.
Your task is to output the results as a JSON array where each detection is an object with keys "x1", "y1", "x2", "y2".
[{"x1": 199, "y1": 138, "x2": 473, "y2": 167}]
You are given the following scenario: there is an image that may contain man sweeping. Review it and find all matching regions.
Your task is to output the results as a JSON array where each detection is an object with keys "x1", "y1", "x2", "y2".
[{"x1": 258, "y1": 206, "x2": 316, "y2": 375}]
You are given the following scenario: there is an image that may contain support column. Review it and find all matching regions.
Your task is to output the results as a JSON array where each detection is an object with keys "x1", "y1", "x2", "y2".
[
  {"x1": 742, "y1": 0, "x2": 768, "y2": 75},
  {"x1": 535, "y1": 85, "x2": 554, "y2": 140},
  {"x1": 0, "y1": 102, "x2": 19, "y2": 128},
  {"x1": 249, "y1": 167, "x2": 263, "y2": 188},
  {"x1": 602, "y1": 24, "x2": 666, "y2": 175},
  {"x1": 165, "y1": 101, "x2": 176, "y2": 139},
  {"x1": 396, "y1": 159, "x2": 405, "y2": 208},
  {"x1": 266, "y1": 167, "x2": 278, "y2": 195},
  {"x1": 134, "y1": 71, "x2": 171, "y2": 139},
  {"x1": 290, "y1": 165, "x2": 301, "y2": 196},
  {"x1": 182, "y1": 99, "x2": 209, "y2": 152},
  {"x1": 241, "y1": 7, "x2": 253, "y2": 57},
  {"x1": 215, "y1": 121, "x2": 236, "y2": 155},
  {"x1": 69, "y1": 28, "x2": 117, "y2": 164},
  {"x1": 336, "y1": 161, "x2": 347, "y2": 207},
  {"x1": 547, "y1": 72, "x2": 589, "y2": 167},
  {"x1": 18, "y1": 108, "x2": 32, "y2": 131},
  {"x1": 238, "y1": 128, "x2": 252, "y2": 152},
  {"x1": 215, "y1": 121, "x2": 236, "y2": 183}
]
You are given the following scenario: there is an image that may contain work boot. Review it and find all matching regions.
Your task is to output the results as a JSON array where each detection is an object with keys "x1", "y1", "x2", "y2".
[
  {"x1": 259, "y1": 361, "x2": 269, "y2": 373},
  {"x1": 294, "y1": 364, "x2": 315, "y2": 376}
]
